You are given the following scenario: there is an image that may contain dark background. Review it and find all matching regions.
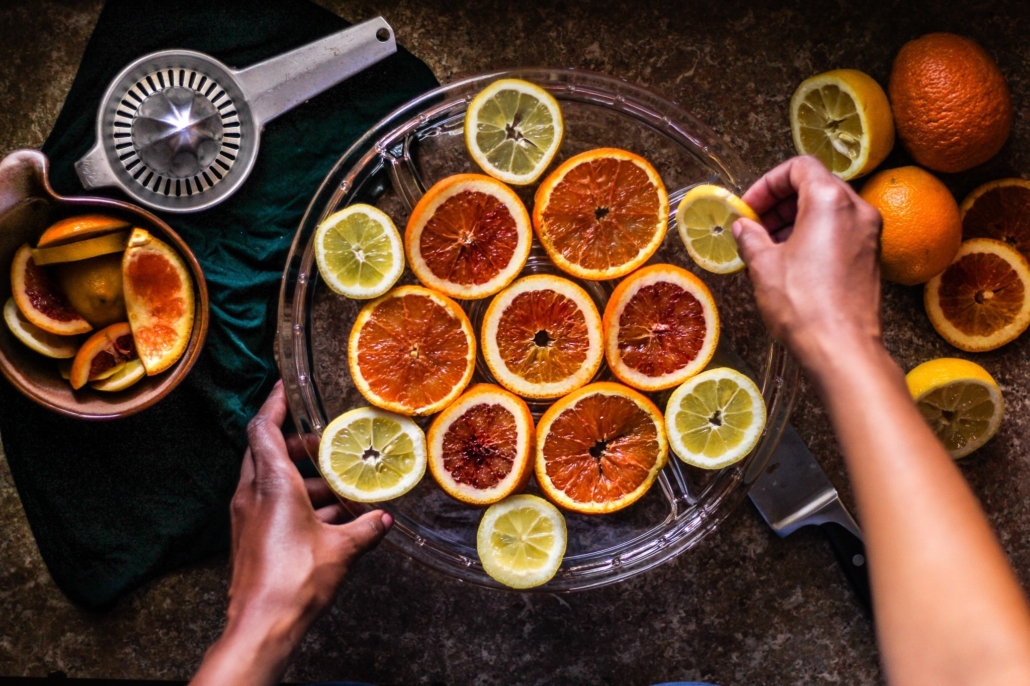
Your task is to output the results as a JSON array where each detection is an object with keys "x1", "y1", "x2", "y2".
[{"x1": 3, "y1": 0, "x2": 1030, "y2": 683}]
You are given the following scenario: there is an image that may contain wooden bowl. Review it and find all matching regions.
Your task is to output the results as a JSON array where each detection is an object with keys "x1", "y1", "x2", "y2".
[{"x1": 0, "y1": 150, "x2": 209, "y2": 419}]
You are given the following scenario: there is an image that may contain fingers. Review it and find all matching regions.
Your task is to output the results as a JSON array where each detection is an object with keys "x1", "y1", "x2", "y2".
[
  {"x1": 741, "y1": 156, "x2": 833, "y2": 216},
  {"x1": 246, "y1": 380, "x2": 292, "y2": 481},
  {"x1": 285, "y1": 433, "x2": 316, "y2": 462},
  {"x1": 733, "y1": 217, "x2": 776, "y2": 265},
  {"x1": 315, "y1": 503, "x2": 348, "y2": 524},
  {"x1": 305, "y1": 478, "x2": 335, "y2": 508},
  {"x1": 759, "y1": 196, "x2": 798, "y2": 232},
  {"x1": 334, "y1": 510, "x2": 393, "y2": 559}
]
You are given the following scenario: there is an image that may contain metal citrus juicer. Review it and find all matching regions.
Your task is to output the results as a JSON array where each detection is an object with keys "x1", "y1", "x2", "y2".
[{"x1": 74, "y1": 17, "x2": 397, "y2": 213}]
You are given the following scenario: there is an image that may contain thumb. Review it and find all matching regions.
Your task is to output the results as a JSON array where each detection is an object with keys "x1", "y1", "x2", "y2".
[
  {"x1": 733, "y1": 217, "x2": 775, "y2": 266},
  {"x1": 336, "y1": 510, "x2": 393, "y2": 561}
]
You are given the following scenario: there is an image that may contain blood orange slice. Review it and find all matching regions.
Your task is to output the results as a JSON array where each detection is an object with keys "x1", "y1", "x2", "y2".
[
  {"x1": 427, "y1": 384, "x2": 534, "y2": 505},
  {"x1": 349, "y1": 285, "x2": 476, "y2": 416},
  {"x1": 10, "y1": 244, "x2": 91, "y2": 336},
  {"x1": 533, "y1": 148, "x2": 669, "y2": 280},
  {"x1": 960, "y1": 179, "x2": 1030, "y2": 261},
  {"x1": 925, "y1": 238, "x2": 1030, "y2": 352},
  {"x1": 69, "y1": 322, "x2": 136, "y2": 390},
  {"x1": 535, "y1": 382, "x2": 668, "y2": 514},
  {"x1": 482, "y1": 274, "x2": 603, "y2": 399},
  {"x1": 603, "y1": 264, "x2": 720, "y2": 392},
  {"x1": 406, "y1": 174, "x2": 532, "y2": 300},
  {"x1": 122, "y1": 229, "x2": 195, "y2": 375}
]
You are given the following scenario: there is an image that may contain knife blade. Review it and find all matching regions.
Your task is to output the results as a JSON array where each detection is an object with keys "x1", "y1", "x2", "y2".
[{"x1": 749, "y1": 423, "x2": 872, "y2": 614}]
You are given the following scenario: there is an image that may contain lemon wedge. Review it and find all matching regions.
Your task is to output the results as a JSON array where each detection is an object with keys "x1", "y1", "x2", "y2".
[
  {"x1": 318, "y1": 407, "x2": 426, "y2": 503},
  {"x1": 314, "y1": 204, "x2": 404, "y2": 300},
  {"x1": 3, "y1": 298, "x2": 79, "y2": 359},
  {"x1": 465, "y1": 79, "x2": 564, "y2": 185},
  {"x1": 91, "y1": 358, "x2": 146, "y2": 392},
  {"x1": 477, "y1": 494, "x2": 567, "y2": 589},
  {"x1": 790, "y1": 69, "x2": 895, "y2": 180},
  {"x1": 676, "y1": 185, "x2": 758, "y2": 274},
  {"x1": 665, "y1": 367, "x2": 767, "y2": 469},
  {"x1": 906, "y1": 358, "x2": 1003, "y2": 459}
]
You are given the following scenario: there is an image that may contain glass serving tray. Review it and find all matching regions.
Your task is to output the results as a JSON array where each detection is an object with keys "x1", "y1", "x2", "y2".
[{"x1": 278, "y1": 68, "x2": 799, "y2": 592}]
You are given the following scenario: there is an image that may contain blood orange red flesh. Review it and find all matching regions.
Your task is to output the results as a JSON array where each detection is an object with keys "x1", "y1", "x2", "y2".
[
  {"x1": 427, "y1": 384, "x2": 534, "y2": 505},
  {"x1": 961, "y1": 179, "x2": 1030, "y2": 262},
  {"x1": 603, "y1": 264, "x2": 719, "y2": 391},
  {"x1": 533, "y1": 148, "x2": 669, "y2": 280},
  {"x1": 10, "y1": 244, "x2": 92, "y2": 336},
  {"x1": 69, "y1": 322, "x2": 136, "y2": 390},
  {"x1": 535, "y1": 381, "x2": 667, "y2": 514},
  {"x1": 406, "y1": 174, "x2": 531, "y2": 300},
  {"x1": 349, "y1": 285, "x2": 476, "y2": 416}
]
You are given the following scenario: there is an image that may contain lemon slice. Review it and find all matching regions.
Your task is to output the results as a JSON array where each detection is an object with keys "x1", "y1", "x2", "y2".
[
  {"x1": 318, "y1": 407, "x2": 427, "y2": 502},
  {"x1": 906, "y1": 358, "x2": 1003, "y2": 459},
  {"x1": 31, "y1": 231, "x2": 129, "y2": 266},
  {"x1": 676, "y1": 185, "x2": 758, "y2": 274},
  {"x1": 3, "y1": 297, "x2": 79, "y2": 359},
  {"x1": 464, "y1": 79, "x2": 564, "y2": 186},
  {"x1": 91, "y1": 358, "x2": 145, "y2": 392},
  {"x1": 790, "y1": 69, "x2": 895, "y2": 180},
  {"x1": 477, "y1": 494, "x2": 567, "y2": 589},
  {"x1": 314, "y1": 204, "x2": 404, "y2": 300},
  {"x1": 665, "y1": 367, "x2": 767, "y2": 469}
]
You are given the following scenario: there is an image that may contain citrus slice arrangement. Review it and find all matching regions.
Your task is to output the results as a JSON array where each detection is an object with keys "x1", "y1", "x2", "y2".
[
  {"x1": 5, "y1": 214, "x2": 196, "y2": 393},
  {"x1": 309, "y1": 77, "x2": 771, "y2": 589}
]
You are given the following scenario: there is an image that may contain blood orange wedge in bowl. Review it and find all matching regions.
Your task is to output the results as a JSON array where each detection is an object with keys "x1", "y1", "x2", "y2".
[
  {"x1": 10, "y1": 244, "x2": 92, "y2": 336},
  {"x1": 533, "y1": 148, "x2": 669, "y2": 280},
  {"x1": 481, "y1": 274, "x2": 602, "y2": 399},
  {"x1": 427, "y1": 384, "x2": 534, "y2": 505},
  {"x1": 924, "y1": 238, "x2": 1030, "y2": 352},
  {"x1": 603, "y1": 264, "x2": 719, "y2": 392},
  {"x1": 406, "y1": 174, "x2": 531, "y2": 300},
  {"x1": 348, "y1": 285, "x2": 476, "y2": 416},
  {"x1": 535, "y1": 382, "x2": 668, "y2": 514}
]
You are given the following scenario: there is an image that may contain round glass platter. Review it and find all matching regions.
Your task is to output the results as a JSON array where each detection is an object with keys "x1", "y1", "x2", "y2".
[{"x1": 278, "y1": 68, "x2": 800, "y2": 592}]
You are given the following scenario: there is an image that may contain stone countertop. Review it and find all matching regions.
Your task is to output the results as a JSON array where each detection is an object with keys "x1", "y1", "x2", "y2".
[{"x1": 2, "y1": 0, "x2": 1030, "y2": 683}]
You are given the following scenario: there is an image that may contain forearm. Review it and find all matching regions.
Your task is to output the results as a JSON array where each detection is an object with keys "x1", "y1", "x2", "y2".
[
  {"x1": 803, "y1": 335, "x2": 1030, "y2": 685},
  {"x1": 190, "y1": 608, "x2": 306, "y2": 686}
]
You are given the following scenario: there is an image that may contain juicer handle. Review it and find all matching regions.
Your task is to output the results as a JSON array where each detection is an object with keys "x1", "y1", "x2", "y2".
[
  {"x1": 74, "y1": 140, "x2": 121, "y2": 191},
  {"x1": 235, "y1": 17, "x2": 397, "y2": 128}
]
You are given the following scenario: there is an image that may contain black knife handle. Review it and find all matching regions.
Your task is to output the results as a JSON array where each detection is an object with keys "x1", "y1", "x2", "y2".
[{"x1": 820, "y1": 522, "x2": 873, "y2": 617}]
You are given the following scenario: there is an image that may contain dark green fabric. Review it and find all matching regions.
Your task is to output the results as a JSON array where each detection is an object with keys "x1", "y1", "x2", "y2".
[{"x1": 0, "y1": 0, "x2": 437, "y2": 610}]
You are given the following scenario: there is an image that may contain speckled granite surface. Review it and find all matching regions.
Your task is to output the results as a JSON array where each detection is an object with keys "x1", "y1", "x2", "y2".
[{"x1": 3, "y1": 0, "x2": 1030, "y2": 683}]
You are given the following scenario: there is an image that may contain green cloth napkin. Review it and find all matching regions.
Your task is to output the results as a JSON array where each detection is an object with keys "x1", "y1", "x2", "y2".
[{"x1": 0, "y1": 0, "x2": 437, "y2": 610}]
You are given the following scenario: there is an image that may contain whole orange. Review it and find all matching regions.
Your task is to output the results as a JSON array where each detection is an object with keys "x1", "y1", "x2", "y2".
[
  {"x1": 860, "y1": 166, "x2": 962, "y2": 286},
  {"x1": 889, "y1": 33, "x2": 1012, "y2": 173}
]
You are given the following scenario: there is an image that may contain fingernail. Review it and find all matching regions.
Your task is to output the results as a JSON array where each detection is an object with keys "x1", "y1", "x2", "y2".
[
  {"x1": 732, "y1": 220, "x2": 743, "y2": 239},
  {"x1": 274, "y1": 379, "x2": 284, "y2": 389},
  {"x1": 381, "y1": 512, "x2": 393, "y2": 531}
]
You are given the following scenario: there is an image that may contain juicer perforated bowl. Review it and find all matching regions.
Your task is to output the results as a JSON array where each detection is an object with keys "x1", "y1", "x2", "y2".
[
  {"x1": 278, "y1": 68, "x2": 800, "y2": 592},
  {"x1": 75, "y1": 18, "x2": 397, "y2": 213}
]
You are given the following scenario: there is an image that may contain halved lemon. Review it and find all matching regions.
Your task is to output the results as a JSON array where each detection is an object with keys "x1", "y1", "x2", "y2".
[
  {"x1": 477, "y1": 494, "x2": 567, "y2": 589},
  {"x1": 427, "y1": 384, "x2": 535, "y2": 506},
  {"x1": 924, "y1": 238, "x2": 1030, "y2": 352},
  {"x1": 481, "y1": 274, "x2": 603, "y2": 399},
  {"x1": 906, "y1": 358, "x2": 1003, "y2": 459},
  {"x1": 315, "y1": 204, "x2": 404, "y2": 300},
  {"x1": 790, "y1": 69, "x2": 895, "y2": 180},
  {"x1": 318, "y1": 406, "x2": 427, "y2": 503},
  {"x1": 464, "y1": 79, "x2": 564, "y2": 186},
  {"x1": 676, "y1": 185, "x2": 758, "y2": 274},
  {"x1": 665, "y1": 367, "x2": 767, "y2": 470},
  {"x1": 3, "y1": 297, "x2": 79, "y2": 359},
  {"x1": 406, "y1": 174, "x2": 531, "y2": 300}
]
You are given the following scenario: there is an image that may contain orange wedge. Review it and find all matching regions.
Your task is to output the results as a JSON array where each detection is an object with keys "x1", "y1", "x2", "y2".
[
  {"x1": 37, "y1": 214, "x2": 131, "y2": 248},
  {"x1": 10, "y1": 244, "x2": 91, "y2": 336},
  {"x1": 533, "y1": 148, "x2": 668, "y2": 280},
  {"x1": 69, "y1": 322, "x2": 136, "y2": 390}
]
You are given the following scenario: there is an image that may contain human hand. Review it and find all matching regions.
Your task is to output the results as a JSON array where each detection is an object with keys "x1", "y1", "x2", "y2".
[
  {"x1": 732, "y1": 156, "x2": 884, "y2": 372},
  {"x1": 191, "y1": 380, "x2": 391, "y2": 686}
]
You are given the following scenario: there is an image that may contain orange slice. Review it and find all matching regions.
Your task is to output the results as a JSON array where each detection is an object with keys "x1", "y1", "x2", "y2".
[
  {"x1": 427, "y1": 384, "x2": 534, "y2": 505},
  {"x1": 603, "y1": 264, "x2": 720, "y2": 391},
  {"x1": 348, "y1": 285, "x2": 476, "y2": 416},
  {"x1": 10, "y1": 244, "x2": 91, "y2": 336},
  {"x1": 37, "y1": 214, "x2": 131, "y2": 248},
  {"x1": 960, "y1": 179, "x2": 1030, "y2": 262},
  {"x1": 69, "y1": 322, "x2": 136, "y2": 390},
  {"x1": 406, "y1": 174, "x2": 532, "y2": 300},
  {"x1": 925, "y1": 238, "x2": 1030, "y2": 352},
  {"x1": 533, "y1": 148, "x2": 669, "y2": 280},
  {"x1": 535, "y1": 382, "x2": 668, "y2": 514},
  {"x1": 122, "y1": 229, "x2": 195, "y2": 375},
  {"x1": 482, "y1": 274, "x2": 603, "y2": 399}
]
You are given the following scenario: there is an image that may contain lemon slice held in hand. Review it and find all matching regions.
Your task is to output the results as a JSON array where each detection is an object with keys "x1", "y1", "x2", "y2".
[
  {"x1": 315, "y1": 204, "x2": 404, "y2": 300},
  {"x1": 906, "y1": 358, "x2": 1003, "y2": 459},
  {"x1": 477, "y1": 494, "x2": 567, "y2": 589},
  {"x1": 676, "y1": 185, "x2": 757, "y2": 275},
  {"x1": 319, "y1": 407, "x2": 427, "y2": 502},
  {"x1": 665, "y1": 367, "x2": 767, "y2": 470},
  {"x1": 465, "y1": 79, "x2": 564, "y2": 186}
]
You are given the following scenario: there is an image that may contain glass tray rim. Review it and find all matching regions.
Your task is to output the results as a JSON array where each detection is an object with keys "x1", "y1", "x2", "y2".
[{"x1": 277, "y1": 67, "x2": 800, "y2": 592}]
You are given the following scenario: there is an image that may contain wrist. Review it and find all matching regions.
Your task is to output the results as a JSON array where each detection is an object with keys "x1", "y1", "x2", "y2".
[
  {"x1": 191, "y1": 605, "x2": 308, "y2": 686},
  {"x1": 790, "y1": 325, "x2": 889, "y2": 382}
]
